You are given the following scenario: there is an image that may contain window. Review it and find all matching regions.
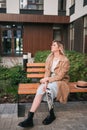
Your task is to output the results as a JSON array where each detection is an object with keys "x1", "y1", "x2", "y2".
[
  {"x1": 0, "y1": 0, "x2": 6, "y2": 8},
  {"x1": 58, "y1": 0, "x2": 66, "y2": 10},
  {"x1": 83, "y1": 0, "x2": 87, "y2": 6},
  {"x1": 27, "y1": 0, "x2": 43, "y2": 10},
  {"x1": 21, "y1": 0, "x2": 23, "y2": 2},
  {"x1": 1, "y1": 25, "x2": 23, "y2": 56},
  {"x1": 53, "y1": 26, "x2": 61, "y2": 41},
  {"x1": 20, "y1": 0, "x2": 43, "y2": 10},
  {"x1": 69, "y1": 0, "x2": 75, "y2": 15},
  {"x1": 58, "y1": 0, "x2": 66, "y2": 16}
]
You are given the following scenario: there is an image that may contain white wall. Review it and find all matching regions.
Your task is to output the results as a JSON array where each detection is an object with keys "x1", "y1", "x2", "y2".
[
  {"x1": 6, "y1": 0, "x2": 19, "y2": 14},
  {"x1": 66, "y1": 0, "x2": 71, "y2": 16},
  {"x1": 44, "y1": 0, "x2": 58, "y2": 15},
  {"x1": 66, "y1": 0, "x2": 87, "y2": 22}
]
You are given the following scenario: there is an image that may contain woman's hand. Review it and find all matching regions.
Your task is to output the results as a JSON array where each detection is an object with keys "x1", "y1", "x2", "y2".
[{"x1": 40, "y1": 77, "x2": 49, "y2": 84}]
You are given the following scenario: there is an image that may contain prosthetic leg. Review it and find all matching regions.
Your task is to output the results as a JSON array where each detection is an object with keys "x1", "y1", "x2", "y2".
[{"x1": 42, "y1": 88, "x2": 56, "y2": 125}]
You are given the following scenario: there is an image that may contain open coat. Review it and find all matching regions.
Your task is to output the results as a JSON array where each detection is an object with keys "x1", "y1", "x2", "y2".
[{"x1": 44, "y1": 53, "x2": 70, "y2": 104}]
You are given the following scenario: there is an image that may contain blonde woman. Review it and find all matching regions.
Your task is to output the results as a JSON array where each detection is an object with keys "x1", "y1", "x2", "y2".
[{"x1": 18, "y1": 40, "x2": 70, "y2": 127}]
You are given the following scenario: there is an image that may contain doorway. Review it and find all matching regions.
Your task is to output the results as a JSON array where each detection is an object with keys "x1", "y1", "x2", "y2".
[{"x1": 1, "y1": 25, "x2": 23, "y2": 56}]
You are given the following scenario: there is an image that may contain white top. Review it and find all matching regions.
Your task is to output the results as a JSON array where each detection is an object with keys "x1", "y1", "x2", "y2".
[{"x1": 51, "y1": 58, "x2": 59, "y2": 76}]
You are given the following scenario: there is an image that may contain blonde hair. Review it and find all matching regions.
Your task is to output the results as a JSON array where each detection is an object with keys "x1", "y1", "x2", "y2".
[{"x1": 52, "y1": 40, "x2": 65, "y2": 55}]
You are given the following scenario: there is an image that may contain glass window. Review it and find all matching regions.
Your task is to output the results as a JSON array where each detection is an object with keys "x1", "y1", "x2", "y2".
[
  {"x1": 14, "y1": 29, "x2": 23, "y2": 55},
  {"x1": 29, "y1": 0, "x2": 35, "y2": 3},
  {"x1": 83, "y1": 0, "x2": 87, "y2": 6},
  {"x1": 2, "y1": 30, "x2": 12, "y2": 38},
  {"x1": 20, "y1": 0, "x2": 43, "y2": 10},
  {"x1": 0, "y1": 0, "x2": 6, "y2": 8},
  {"x1": 1, "y1": 25, "x2": 23, "y2": 56},
  {"x1": 21, "y1": 0, "x2": 23, "y2": 2},
  {"x1": 58, "y1": 0, "x2": 66, "y2": 10},
  {"x1": 28, "y1": 4, "x2": 37, "y2": 9},
  {"x1": 14, "y1": 37, "x2": 23, "y2": 55},
  {"x1": 2, "y1": 30, "x2": 12, "y2": 55},
  {"x1": 53, "y1": 26, "x2": 61, "y2": 41}
]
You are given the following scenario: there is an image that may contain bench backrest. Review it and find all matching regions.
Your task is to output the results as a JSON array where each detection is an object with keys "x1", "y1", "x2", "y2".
[{"x1": 26, "y1": 63, "x2": 45, "y2": 79}]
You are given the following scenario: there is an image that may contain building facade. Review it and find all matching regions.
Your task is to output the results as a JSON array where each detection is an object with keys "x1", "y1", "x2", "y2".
[
  {"x1": 0, "y1": 0, "x2": 87, "y2": 57},
  {"x1": 67, "y1": 0, "x2": 87, "y2": 53}
]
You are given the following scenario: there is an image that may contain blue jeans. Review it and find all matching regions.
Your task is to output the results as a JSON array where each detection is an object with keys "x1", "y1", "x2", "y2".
[{"x1": 36, "y1": 82, "x2": 58, "y2": 110}]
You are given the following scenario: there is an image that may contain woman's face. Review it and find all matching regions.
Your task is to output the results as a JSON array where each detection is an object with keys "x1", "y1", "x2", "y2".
[{"x1": 51, "y1": 42, "x2": 59, "y2": 53}]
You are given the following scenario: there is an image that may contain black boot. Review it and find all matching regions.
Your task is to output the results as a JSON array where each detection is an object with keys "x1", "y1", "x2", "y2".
[
  {"x1": 42, "y1": 108, "x2": 56, "y2": 125},
  {"x1": 18, "y1": 112, "x2": 34, "y2": 127}
]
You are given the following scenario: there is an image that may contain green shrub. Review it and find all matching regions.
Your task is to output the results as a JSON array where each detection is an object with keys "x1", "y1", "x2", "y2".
[
  {"x1": 9, "y1": 66, "x2": 30, "y2": 85},
  {"x1": 0, "y1": 66, "x2": 10, "y2": 80},
  {"x1": 0, "y1": 65, "x2": 30, "y2": 99},
  {"x1": 34, "y1": 50, "x2": 50, "y2": 62},
  {"x1": 34, "y1": 50, "x2": 87, "y2": 82},
  {"x1": 0, "y1": 65, "x2": 30, "y2": 85},
  {"x1": 65, "y1": 51, "x2": 87, "y2": 81}
]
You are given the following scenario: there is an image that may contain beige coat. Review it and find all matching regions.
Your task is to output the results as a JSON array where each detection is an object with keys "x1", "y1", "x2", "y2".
[{"x1": 44, "y1": 53, "x2": 70, "y2": 104}]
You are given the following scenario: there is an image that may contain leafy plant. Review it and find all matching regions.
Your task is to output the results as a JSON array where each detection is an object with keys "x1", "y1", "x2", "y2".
[
  {"x1": 65, "y1": 50, "x2": 87, "y2": 81},
  {"x1": 34, "y1": 50, "x2": 50, "y2": 62},
  {"x1": 34, "y1": 50, "x2": 87, "y2": 82},
  {"x1": 9, "y1": 66, "x2": 30, "y2": 85}
]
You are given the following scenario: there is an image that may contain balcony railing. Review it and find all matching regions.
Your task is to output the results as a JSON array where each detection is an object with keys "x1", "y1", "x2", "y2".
[
  {"x1": 20, "y1": 9, "x2": 43, "y2": 14},
  {"x1": 0, "y1": 8, "x2": 6, "y2": 13},
  {"x1": 58, "y1": 10, "x2": 66, "y2": 16}
]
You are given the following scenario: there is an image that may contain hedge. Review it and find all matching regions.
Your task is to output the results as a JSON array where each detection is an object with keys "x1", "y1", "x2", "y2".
[{"x1": 34, "y1": 50, "x2": 87, "y2": 82}]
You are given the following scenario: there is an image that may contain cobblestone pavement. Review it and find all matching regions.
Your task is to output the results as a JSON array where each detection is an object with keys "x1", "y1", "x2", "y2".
[{"x1": 0, "y1": 101, "x2": 87, "y2": 130}]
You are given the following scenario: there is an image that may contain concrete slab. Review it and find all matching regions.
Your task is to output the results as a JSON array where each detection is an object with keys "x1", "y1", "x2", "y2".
[{"x1": 0, "y1": 102, "x2": 87, "y2": 130}]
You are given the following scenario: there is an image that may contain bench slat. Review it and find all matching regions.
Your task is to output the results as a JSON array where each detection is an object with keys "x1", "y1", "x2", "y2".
[
  {"x1": 69, "y1": 82, "x2": 87, "y2": 92},
  {"x1": 27, "y1": 63, "x2": 45, "y2": 67},
  {"x1": 27, "y1": 73, "x2": 44, "y2": 78},
  {"x1": 18, "y1": 89, "x2": 37, "y2": 94},
  {"x1": 27, "y1": 68, "x2": 45, "y2": 72},
  {"x1": 18, "y1": 83, "x2": 87, "y2": 94},
  {"x1": 70, "y1": 86, "x2": 87, "y2": 92},
  {"x1": 18, "y1": 83, "x2": 39, "y2": 94}
]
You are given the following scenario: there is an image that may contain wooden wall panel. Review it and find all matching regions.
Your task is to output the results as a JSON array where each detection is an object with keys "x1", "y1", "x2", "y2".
[
  {"x1": 0, "y1": 14, "x2": 70, "y2": 24},
  {"x1": 23, "y1": 24, "x2": 53, "y2": 56}
]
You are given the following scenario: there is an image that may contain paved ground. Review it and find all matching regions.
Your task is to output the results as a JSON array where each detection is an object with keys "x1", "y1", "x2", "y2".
[{"x1": 0, "y1": 101, "x2": 87, "y2": 130}]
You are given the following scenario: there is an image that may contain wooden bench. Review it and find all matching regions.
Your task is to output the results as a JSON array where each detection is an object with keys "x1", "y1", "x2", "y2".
[{"x1": 18, "y1": 63, "x2": 87, "y2": 117}]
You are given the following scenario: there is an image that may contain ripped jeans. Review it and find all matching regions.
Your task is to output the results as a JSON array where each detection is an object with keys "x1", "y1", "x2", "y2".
[{"x1": 36, "y1": 82, "x2": 58, "y2": 111}]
